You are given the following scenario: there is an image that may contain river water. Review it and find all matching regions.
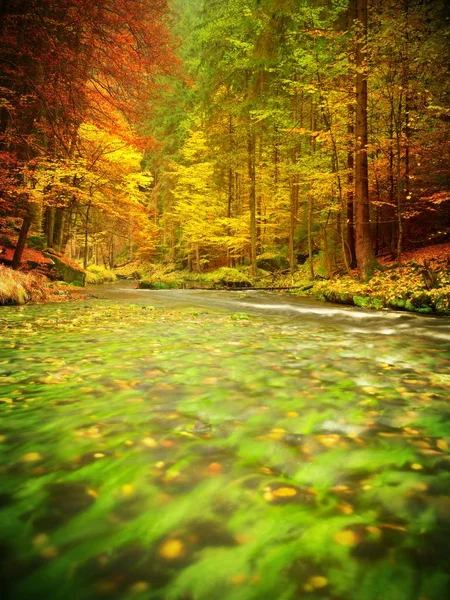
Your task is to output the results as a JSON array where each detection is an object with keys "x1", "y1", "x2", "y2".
[{"x1": 1, "y1": 284, "x2": 449, "y2": 600}]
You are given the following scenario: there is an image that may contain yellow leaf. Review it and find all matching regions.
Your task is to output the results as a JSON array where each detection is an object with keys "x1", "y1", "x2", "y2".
[
  {"x1": 411, "y1": 463, "x2": 423, "y2": 470},
  {"x1": 159, "y1": 539, "x2": 185, "y2": 560},
  {"x1": 32, "y1": 534, "x2": 49, "y2": 547},
  {"x1": 286, "y1": 411, "x2": 299, "y2": 418},
  {"x1": 121, "y1": 484, "x2": 135, "y2": 496},
  {"x1": 272, "y1": 487, "x2": 297, "y2": 498},
  {"x1": 231, "y1": 574, "x2": 247, "y2": 585},
  {"x1": 307, "y1": 576, "x2": 328, "y2": 589},
  {"x1": 334, "y1": 530, "x2": 358, "y2": 546},
  {"x1": 437, "y1": 439, "x2": 448, "y2": 451},
  {"x1": 22, "y1": 452, "x2": 42, "y2": 463},
  {"x1": 362, "y1": 386, "x2": 378, "y2": 394},
  {"x1": 141, "y1": 437, "x2": 157, "y2": 448},
  {"x1": 129, "y1": 582, "x2": 149, "y2": 594},
  {"x1": 40, "y1": 546, "x2": 58, "y2": 558},
  {"x1": 337, "y1": 502, "x2": 354, "y2": 515}
]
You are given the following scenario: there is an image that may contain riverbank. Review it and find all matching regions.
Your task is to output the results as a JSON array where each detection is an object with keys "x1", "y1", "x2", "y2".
[
  {"x1": 1, "y1": 243, "x2": 449, "y2": 314},
  {"x1": 125, "y1": 243, "x2": 450, "y2": 316}
]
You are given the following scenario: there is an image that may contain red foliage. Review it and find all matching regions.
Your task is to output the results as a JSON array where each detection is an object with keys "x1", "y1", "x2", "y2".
[
  {"x1": 0, "y1": 248, "x2": 53, "y2": 265},
  {"x1": 0, "y1": 0, "x2": 179, "y2": 217}
]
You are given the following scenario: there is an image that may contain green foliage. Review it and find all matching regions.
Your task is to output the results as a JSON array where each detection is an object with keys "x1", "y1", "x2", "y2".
[
  {"x1": 205, "y1": 267, "x2": 253, "y2": 287},
  {"x1": 86, "y1": 265, "x2": 117, "y2": 284},
  {"x1": 26, "y1": 235, "x2": 46, "y2": 250},
  {"x1": 313, "y1": 262, "x2": 450, "y2": 314},
  {"x1": 139, "y1": 279, "x2": 179, "y2": 289}
]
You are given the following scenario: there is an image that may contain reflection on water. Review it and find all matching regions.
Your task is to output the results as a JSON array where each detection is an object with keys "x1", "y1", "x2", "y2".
[{"x1": 0, "y1": 291, "x2": 449, "y2": 600}]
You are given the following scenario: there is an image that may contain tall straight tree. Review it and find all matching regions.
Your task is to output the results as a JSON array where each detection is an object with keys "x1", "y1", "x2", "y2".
[{"x1": 354, "y1": 0, "x2": 376, "y2": 280}]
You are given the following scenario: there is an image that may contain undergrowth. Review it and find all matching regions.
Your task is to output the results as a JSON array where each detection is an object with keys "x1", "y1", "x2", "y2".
[
  {"x1": 0, "y1": 266, "x2": 47, "y2": 305},
  {"x1": 314, "y1": 262, "x2": 450, "y2": 315},
  {"x1": 85, "y1": 265, "x2": 117, "y2": 284}
]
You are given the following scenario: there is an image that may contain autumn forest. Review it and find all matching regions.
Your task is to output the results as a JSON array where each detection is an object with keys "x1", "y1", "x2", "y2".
[{"x1": 0, "y1": 0, "x2": 449, "y2": 291}]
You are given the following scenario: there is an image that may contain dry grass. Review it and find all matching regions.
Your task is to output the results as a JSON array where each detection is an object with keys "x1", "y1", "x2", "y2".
[{"x1": 0, "y1": 265, "x2": 48, "y2": 305}]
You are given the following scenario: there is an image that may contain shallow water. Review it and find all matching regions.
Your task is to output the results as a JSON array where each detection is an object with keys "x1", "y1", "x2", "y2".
[{"x1": 1, "y1": 288, "x2": 449, "y2": 600}]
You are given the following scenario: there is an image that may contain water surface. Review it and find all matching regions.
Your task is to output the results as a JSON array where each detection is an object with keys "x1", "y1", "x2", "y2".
[{"x1": 1, "y1": 287, "x2": 449, "y2": 599}]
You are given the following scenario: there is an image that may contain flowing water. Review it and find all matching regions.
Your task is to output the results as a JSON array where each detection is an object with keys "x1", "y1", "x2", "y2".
[{"x1": 1, "y1": 284, "x2": 449, "y2": 600}]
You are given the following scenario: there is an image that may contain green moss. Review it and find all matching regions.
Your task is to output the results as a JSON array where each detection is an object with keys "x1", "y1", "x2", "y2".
[
  {"x1": 86, "y1": 265, "x2": 116, "y2": 284},
  {"x1": 138, "y1": 279, "x2": 179, "y2": 290}
]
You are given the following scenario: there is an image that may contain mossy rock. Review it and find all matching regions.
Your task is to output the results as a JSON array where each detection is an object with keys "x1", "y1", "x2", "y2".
[
  {"x1": 386, "y1": 298, "x2": 406, "y2": 310},
  {"x1": 353, "y1": 295, "x2": 383, "y2": 310},
  {"x1": 205, "y1": 267, "x2": 252, "y2": 288},
  {"x1": 43, "y1": 252, "x2": 85, "y2": 285},
  {"x1": 256, "y1": 256, "x2": 289, "y2": 272},
  {"x1": 138, "y1": 280, "x2": 179, "y2": 290}
]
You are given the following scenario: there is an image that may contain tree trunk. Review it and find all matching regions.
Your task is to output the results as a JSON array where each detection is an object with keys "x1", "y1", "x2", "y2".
[
  {"x1": 354, "y1": 0, "x2": 376, "y2": 281},
  {"x1": 83, "y1": 202, "x2": 91, "y2": 269},
  {"x1": 248, "y1": 128, "x2": 257, "y2": 277},
  {"x1": 46, "y1": 206, "x2": 55, "y2": 248},
  {"x1": 11, "y1": 215, "x2": 31, "y2": 269}
]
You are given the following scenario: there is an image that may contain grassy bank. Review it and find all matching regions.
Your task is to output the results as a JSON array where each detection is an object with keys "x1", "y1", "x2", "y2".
[
  {"x1": 0, "y1": 266, "x2": 97, "y2": 306},
  {"x1": 0, "y1": 266, "x2": 48, "y2": 305}
]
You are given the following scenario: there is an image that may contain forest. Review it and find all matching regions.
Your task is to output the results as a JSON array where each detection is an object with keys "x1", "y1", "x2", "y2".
[{"x1": 0, "y1": 0, "x2": 449, "y2": 310}]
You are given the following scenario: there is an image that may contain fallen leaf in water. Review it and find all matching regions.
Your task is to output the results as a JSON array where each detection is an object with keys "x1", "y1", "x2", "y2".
[
  {"x1": 305, "y1": 576, "x2": 328, "y2": 590},
  {"x1": 272, "y1": 487, "x2": 297, "y2": 498},
  {"x1": 32, "y1": 533, "x2": 49, "y2": 547},
  {"x1": 121, "y1": 484, "x2": 135, "y2": 496},
  {"x1": 334, "y1": 530, "x2": 358, "y2": 546},
  {"x1": 141, "y1": 437, "x2": 157, "y2": 448},
  {"x1": 40, "y1": 546, "x2": 58, "y2": 559},
  {"x1": 337, "y1": 502, "x2": 354, "y2": 515},
  {"x1": 207, "y1": 462, "x2": 222, "y2": 474},
  {"x1": 437, "y1": 439, "x2": 448, "y2": 451},
  {"x1": 22, "y1": 452, "x2": 42, "y2": 462},
  {"x1": 231, "y1": 574, "x2": 247, "y2": 585},
  {"x1": 159, "y1": 539, "x2": 185, "y2": 559},
  {"x1": 129, "y1": 581, "x2": 149, "y2": 594}
]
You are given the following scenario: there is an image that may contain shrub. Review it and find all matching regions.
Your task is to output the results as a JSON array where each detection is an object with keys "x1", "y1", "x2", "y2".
[
  {"x1": 138, "y1": 279, "x2": 179, "y2": 290},
  {"x1": 205, "y1": 267, "x2": 252, "y2": 287},
  {"x1": 86, "y1": 265, "x2": 116, "y2": 284}
]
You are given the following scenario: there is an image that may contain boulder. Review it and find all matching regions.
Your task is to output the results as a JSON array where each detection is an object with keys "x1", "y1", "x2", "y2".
[{"x1": 43, "y1": 249, "x2": 86, "y2": 285}]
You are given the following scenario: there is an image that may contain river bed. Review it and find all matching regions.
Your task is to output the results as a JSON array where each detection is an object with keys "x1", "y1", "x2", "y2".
[{"x1": 1, "y1": 285, "x2": 449, "y2": 599}]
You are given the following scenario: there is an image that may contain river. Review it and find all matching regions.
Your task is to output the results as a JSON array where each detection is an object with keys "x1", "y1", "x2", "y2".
[{"x1": 1, "y1": 283, "x2": 449, "y2": 600}]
